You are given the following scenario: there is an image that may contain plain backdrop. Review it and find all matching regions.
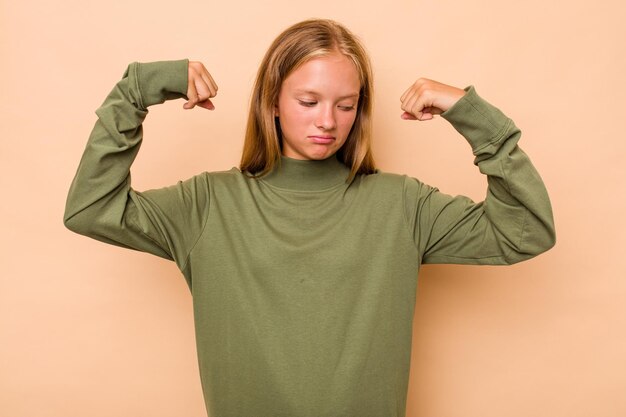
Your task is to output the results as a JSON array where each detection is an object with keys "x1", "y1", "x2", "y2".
[{"x1": 1, "y1": 1, "x2": 625, "y2": 416}]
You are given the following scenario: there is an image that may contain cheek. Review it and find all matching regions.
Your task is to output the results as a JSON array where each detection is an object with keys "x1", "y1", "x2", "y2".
[
  {"x1": 284, "y1": 107, "x2": 310, "y2": 126},
  {"x1": 340, "y1": 113, "x2": 358, "y2": 132},
  {"x1": 280, "y1": 108, "x2": 312, "y2": 140}
]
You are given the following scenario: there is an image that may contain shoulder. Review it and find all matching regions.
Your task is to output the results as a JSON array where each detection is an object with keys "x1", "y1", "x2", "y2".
[
  {"x1": 359, "y1": 169, "x2": 411, "y2": 188},
  {"x1": 205, "y1": 166, "x2": 242, "y2": 180},
  {"x1": 358, "y1": 169, "x2": 436, "y2": 201},
  {"x1": 204, "y1": 166, "x2": 258, "y2": 189},
  {"x1": 356, "y1": 169, "x2": 413, "y2": 197}
]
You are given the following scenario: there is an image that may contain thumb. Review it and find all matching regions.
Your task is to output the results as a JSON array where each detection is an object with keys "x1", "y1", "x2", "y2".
[
  {"x1": 197, "y1": 99, "x2": 215, "y2": 110},
  {"x1": 401, "y1": 111, "x2": 434, "y2": 121}
]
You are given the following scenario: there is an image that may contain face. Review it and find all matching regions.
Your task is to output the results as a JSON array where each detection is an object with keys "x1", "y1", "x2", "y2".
[{"x1": 274, "y1": 52, "x2": 361, "y2": 160}]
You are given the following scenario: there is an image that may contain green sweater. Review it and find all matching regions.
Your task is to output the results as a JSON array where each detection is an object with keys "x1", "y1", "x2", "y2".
[{"x1": 64, "y1": 59, "x2": 555, "y2": 417}]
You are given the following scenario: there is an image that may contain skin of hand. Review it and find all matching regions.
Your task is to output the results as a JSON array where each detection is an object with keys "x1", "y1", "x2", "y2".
[
  {"x1": 400, "y1": 78, "x2": 466, "y2": 121},
  {"x1": 183, "y1": 61, "x2": 218, "y2": 110}
]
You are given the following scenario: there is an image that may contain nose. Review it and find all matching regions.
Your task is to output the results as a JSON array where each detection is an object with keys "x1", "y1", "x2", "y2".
[{"x1": 315, "y1": 104, "x2": 336, "y2": 131}]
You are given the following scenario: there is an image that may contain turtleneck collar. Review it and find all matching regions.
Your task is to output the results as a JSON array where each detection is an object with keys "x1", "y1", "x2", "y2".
[{"x1": 259, "y1": 154, "x2": 351, "y2": 191}]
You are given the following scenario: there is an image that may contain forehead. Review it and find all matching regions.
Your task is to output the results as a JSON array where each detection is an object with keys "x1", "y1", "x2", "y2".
[{"x1": 281, "y1": 53, "x2": 361, "y2": 96}]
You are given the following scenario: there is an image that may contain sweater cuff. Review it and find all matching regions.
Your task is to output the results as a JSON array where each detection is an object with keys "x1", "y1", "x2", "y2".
[
  {"x1": 440, "y1": 85, "x2": 513, "y2": 155},
  {"x1": 124, "y1": 59, "x2": 189, "y2": 109}
]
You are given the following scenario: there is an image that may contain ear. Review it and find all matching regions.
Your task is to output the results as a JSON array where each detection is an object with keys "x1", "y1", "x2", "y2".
[{"x1": 274, "y1": 103, "x2": 279, "y2": 117}]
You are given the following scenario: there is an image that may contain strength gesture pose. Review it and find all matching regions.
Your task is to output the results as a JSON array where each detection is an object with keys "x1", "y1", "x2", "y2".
[
  {"x1": 183, "y1": 61, "x2": 466, "y2": 126},
  {"x1": 64, "y1": 18, "x2": 555, "y2": 417}
]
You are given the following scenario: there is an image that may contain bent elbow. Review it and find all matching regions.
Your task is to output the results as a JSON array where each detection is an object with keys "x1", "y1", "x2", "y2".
[
  {"x1": 536, "y1": 224, "x2": 557, "y2": 255},
  {"x1": 514, "y1": 223, "x2": 556, "y2": 263},
  {"x1": 63, "y1": 214, "x2": 82, "y2": 235},
  {"x1": 500, "y1": 221, "x2": 556, "y2": 265},
  {"x1": 63, "y1": 209, "x2": 93, "y2": 237}
]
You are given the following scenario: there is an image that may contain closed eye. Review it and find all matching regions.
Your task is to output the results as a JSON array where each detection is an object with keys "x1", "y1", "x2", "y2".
[{"x1": 298, "y1": 101, "x2": 355, "y2": 111}]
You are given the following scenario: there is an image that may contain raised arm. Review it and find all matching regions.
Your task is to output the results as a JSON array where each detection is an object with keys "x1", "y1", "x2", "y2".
[
  {"x1": 401, "y1": 79, "x2": 556, "y2": 265},
  {"x1": 63, "y1": 59, "x2": 217, "y2": 274}
]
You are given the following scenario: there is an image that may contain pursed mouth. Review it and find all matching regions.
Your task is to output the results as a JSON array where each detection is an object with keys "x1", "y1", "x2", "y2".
[{"x1": 308, "y1": 136, "x2": 335, "y2": 143}]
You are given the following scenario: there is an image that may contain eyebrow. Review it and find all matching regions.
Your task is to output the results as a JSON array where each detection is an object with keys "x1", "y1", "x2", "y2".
[{"x1": 294, "y1": 89, "x2": 360, "y2": 100}]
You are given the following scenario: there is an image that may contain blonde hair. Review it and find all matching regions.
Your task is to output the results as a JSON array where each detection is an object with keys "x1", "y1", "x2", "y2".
[{"x1": 239, "y1": 18, "x2": 377, "y2": 182}]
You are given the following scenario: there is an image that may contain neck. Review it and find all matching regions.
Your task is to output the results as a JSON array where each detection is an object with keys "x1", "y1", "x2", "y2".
[{"x1": 260, "y1": 154, "x2": 351, "y2": 191}]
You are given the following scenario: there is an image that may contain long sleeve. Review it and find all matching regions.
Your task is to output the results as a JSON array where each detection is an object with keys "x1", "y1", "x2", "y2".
[
  {"x1": 63, "y1": 59, "x2": 210, "y2": 275},
  {"x1": 403, "y1": 85, "x2": 556, "y2": 265}
]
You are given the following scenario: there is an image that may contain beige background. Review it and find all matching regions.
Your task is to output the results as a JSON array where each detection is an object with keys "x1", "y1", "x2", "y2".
[{"x1": 1, "y1": 0, "x2": 625, "y2": 416}]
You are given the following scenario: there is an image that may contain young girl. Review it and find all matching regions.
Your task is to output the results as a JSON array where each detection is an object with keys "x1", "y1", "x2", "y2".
[{"x1": 64, "y1": 18, "x2": 555, "y2": 417}]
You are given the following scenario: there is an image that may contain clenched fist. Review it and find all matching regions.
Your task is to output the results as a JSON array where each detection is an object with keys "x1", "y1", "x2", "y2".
[
  {"x1": 400, "y1": 78, "x2": 466, "y2": 121},
  {"x1": 184, "y1": 61, "x2": 219, "y2": 110}
]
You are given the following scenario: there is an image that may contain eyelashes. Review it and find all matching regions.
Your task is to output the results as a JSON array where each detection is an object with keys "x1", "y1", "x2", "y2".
[{"x1": 298, "y1": 101, "x2": 355, "y2": 111}]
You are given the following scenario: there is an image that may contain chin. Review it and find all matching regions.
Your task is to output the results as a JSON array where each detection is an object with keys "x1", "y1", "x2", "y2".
[
  {"x1": 310, "y1": 152, "x2": 335, "y2": 161},
  {"x1": 284, "y1": 144, "x2": 339, "y2": 161},
  {"x1": 308, "y1": 153, "x2": 332, "y2": 160},
  {"x1": 310, "y1": 146, "x2": 340, "y2": 160}
]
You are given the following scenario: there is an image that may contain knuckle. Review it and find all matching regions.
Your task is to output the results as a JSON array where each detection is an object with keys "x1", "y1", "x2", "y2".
[{"x1": 415, "y1": 78, "x2": 432, "y2": 93}]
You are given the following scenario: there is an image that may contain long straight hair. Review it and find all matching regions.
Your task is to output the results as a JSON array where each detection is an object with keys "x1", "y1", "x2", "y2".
[{"x1": 239, "y1": 18, "x2": 377, "y2": 182}]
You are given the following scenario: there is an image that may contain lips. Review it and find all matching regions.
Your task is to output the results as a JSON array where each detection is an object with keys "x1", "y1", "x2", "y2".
[{"x1": 308, "y1": 136, "x2": 335, "y2": 144}]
